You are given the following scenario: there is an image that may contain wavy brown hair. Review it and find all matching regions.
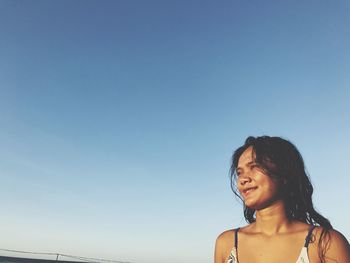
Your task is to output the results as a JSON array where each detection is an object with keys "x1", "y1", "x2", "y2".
[{"x1": 230, "y1": 136, "x2": 332, "y2": 262}]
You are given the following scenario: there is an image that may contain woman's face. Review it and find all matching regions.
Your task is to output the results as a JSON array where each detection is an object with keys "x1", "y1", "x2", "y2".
[{"x1": 236, "y1": 146, "x2": 280, "y2": 210}]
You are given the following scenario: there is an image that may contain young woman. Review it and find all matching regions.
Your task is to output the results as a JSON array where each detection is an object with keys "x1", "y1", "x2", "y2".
[{"x1": 215, "y1": 136, "x2": 350, "y2": 263}]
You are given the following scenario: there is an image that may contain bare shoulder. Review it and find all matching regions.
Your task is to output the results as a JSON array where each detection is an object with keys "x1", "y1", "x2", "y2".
[
  {"x1": 216, "y1": 229, "x2": 235, "y2": 244},
  {"x1": 214, "y1": 229, "x2": 235, "y2": 263},
  {"x1": 311, "y1": 227, "x2": 350, "y2": 263},
  {"x1": 325, "y1": 229, "x2": 350, "y2": 262},
  {"x1": 327, "y1": 228, "x2": 350, "y2": 245}
]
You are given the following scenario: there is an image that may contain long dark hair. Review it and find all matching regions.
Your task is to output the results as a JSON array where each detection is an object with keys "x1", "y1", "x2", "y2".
[{"x1": 230, "y1": 136, "x2": 332, "y2": 262}]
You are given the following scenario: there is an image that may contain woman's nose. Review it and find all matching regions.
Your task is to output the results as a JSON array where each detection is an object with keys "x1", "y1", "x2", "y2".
[{"x1": 239, "y1": 173, "x2": 251, "y2": 185}]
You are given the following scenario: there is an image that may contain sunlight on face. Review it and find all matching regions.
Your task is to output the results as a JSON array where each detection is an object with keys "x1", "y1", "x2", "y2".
[{"x1": 237, "y1": 147, "x2": 279, "y2": 210}]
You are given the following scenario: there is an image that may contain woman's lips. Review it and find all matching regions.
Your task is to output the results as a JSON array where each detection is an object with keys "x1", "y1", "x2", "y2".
[{"x1": 242, "y1": 187, "x2": 258, "y2": 196}]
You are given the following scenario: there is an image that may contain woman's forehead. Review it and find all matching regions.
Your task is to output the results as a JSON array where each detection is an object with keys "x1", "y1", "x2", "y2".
[{"x1": 238, "y1": 146, "x2": 255, "y2": 166}]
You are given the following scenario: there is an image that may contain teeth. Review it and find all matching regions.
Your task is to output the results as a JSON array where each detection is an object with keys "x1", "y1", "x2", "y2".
[{"x1": 244, "y1": 187, "x2": 256, "y2": 193}]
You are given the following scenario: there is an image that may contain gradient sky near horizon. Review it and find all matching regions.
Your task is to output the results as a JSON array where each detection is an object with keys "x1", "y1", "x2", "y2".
[{"x1": 0, "y1": 1, "x2": 349, "y2": 263}]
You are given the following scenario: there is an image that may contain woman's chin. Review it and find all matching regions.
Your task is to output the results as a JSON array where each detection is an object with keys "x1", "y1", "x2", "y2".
[
  {"x1": 244, "y1": 197, "x2": 265, "y2": 209},
  {"x1": 244, "y1": 200, "x2": 258, "y2": 209}
]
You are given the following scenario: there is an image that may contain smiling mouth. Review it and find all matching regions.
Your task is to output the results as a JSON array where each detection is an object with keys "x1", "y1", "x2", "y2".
[{"x1": 242, "y1": 187, "x2": 258, "y2": 195}]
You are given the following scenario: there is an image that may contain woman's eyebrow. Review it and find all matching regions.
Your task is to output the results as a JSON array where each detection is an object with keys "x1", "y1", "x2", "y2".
[
  {"x1": 236, "y1": 161, "x2": 255, "y2": 171},
  {"x1": 244, "y1": 161, "x2": 256, "y2": 167}
]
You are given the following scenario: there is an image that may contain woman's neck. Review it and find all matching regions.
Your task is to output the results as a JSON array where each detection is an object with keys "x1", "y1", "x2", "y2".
[{"x1": 253, "y1": 200, "x2": 291, "y2": 235}]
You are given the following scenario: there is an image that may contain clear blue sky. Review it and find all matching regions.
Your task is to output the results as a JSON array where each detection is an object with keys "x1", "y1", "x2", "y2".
[{"x1": 0, "y1": 1, "x2": 349, "y2": 262}]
